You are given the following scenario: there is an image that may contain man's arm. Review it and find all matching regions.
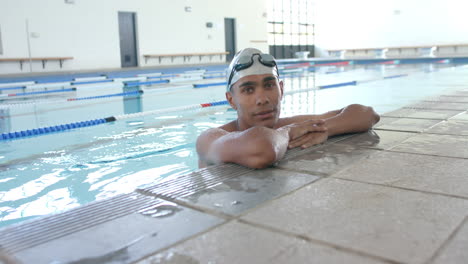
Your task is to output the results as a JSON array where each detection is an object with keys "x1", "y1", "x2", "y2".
[
  {"x1": 285, "y1": 104, "x2": 380, "y2": 149},
  {"x1": 196, "y1": 120, "x2": 326, "y2": 169},
  {"x1": 197, "y1": 126, "x2": 288, "y2": 169},
  {"x1": 324, "y1": 104, "x2": 380, "y2": 136}
]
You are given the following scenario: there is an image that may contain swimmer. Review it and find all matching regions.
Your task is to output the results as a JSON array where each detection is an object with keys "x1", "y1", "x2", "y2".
[{"x1": 196, "y1": 48, "x2": 380, "y2": 169}]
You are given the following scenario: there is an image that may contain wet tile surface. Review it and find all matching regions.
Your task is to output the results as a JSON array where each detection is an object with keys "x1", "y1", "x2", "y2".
[
  {"x1": 336, "y1": 130, "x2": 416, "y2": 150},
  {"x1": 242, "y1": 178, "x2": 468, "y2": 264},
  {"x1": 177, "y1": 168, "x2": 320, "y2": 216},
  {"x1": 281, "y1": 133, "x2": 355, "y2": 161},
  {"x1": 15, "y1": 199, "x2": 224, "y2": 264},
  {"x1": 382, "y1": 108, "x2": 462, "y2": 120},
  {"x1": 333, "y1": 151, "x2": 468, "y2": 198},
  {"x1": 137, "y1": 220, "x2": 387, "y2": 264},
  {"x1": 407, "y1": 101, "x2": 468, "y2": 111},
  {"x1": 423, "y1": 95, "x2": 468, "y2": 103},
  {"x1": 390, "y1": 133, "x2": 468, "y2": 159},
  {"x1": 425, "y1": 120, "x2": 468, "y2": 136},
  {"x1": 277, "y1": 143, "x2": 378, "y2": 176},
  {"x1": 374, "y1": 117, "x2": 441, "y2": 132},
  {"x1": 431, "y1": 218, "x2": 468, "y2": 264}
]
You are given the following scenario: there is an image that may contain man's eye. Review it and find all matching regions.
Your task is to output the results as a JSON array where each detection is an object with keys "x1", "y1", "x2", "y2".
[
  {"x1": 265, "y1": 82, "x2": 275, "y2": 88},
  {"x1": 243, "y1": 87, "x2": 254, "y2": 93}
]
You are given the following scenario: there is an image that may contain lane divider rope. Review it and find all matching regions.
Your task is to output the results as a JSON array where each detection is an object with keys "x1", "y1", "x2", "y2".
[
  {"x1": 0, "y1": 88, "x2": 76, "y2": 98},
  {"x1": 0, "y1": 90, "x2": 142, "y2": 109},
  {"x1": 67, "y1": 90, "x2": 143, "y2": 101},
  {"x1": 193, "y1": 82, "x2": 227, "y2": 88},
  {"x1": 0, "y1": 86, "x2": 27, "y2": 91},
  {"x1": 125, "y1": 79, "x2": 169, "y2": 87},
  {"x1": 0, "y1": 100, "x2": 229, "y2": 141}
]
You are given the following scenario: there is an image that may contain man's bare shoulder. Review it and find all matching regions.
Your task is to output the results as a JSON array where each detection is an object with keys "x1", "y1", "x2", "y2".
[
  {"x1": 196, "y1": 121, "x2": 238, "y2": 168},
  {"x1": 196, "y1": 121, "x2": 237, "y2": 151}
]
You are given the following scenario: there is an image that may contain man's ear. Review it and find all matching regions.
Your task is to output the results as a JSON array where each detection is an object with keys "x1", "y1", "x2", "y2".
[
  {"x1": 226, "y1": 91, "x2": 237, "y2": 110},
  {"x1": 279, "y1": 79, "x2": 284, "y2": 99}
]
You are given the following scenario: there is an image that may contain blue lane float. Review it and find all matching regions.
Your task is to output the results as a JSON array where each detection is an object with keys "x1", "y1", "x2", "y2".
[
  {"x1": 72, "y1": 79, "x2": 114, "y2": 85},
  {"x1": 203, "y1": 76, "x2": 224, "y2": 79},
  {"x1": 125, "y1": 79, "x2": 169, "y2": 87},
  {"x1": 193, "y1": 82, "x2": 227, "y2": 88},
  {"x1": 319, "y1": 81, "x2": 357, "y2": 89},
  {"x1": 67, "y1": 90, "x2": 143, "y2": 101},
  {"x1": 0, "y1": 118, "x2": 110, "y2": 141},
  {"x1": 383, "y1": 74, "x2": 408, "y2": 79},
  {"x1": 0, "y1": 86, "x2": 27, "y2": 91}
]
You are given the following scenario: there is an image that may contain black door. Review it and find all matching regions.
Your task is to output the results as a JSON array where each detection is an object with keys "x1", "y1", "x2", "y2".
[
  {"x1": 224, "y1": 18, "x2": 236, "y2": 62},
  {"x1": 118, "y1": 12, "x2": 138, "y2": 67}
]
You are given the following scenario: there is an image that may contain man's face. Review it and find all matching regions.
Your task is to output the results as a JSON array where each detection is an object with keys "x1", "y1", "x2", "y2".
[{"x1": 226, "y1": 73, "x2": 283, "y2": 130}]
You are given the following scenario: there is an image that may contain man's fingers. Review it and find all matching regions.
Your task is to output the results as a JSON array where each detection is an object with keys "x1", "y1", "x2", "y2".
[
  {"x1": 289, "y1": 134, "x2": 313, "y2": 149},
  {"x1": 301, "y1": 138, "x2": 322, "y2": 149},
  {"x1": 301, "y1": 134, "x2": 328, "y2": 149},
  {"x1": 289, "y1": 132, "x2": 328, "y2": 149},
  {"x1": 303, "y1": 119, "x2": 325, "y2": 125},
  {"x1": 308, "y1": 124, "x2": 327, "y2": 132},
  {"x1": 304, "y1": 119, "x2": 327, "y2": 132}
]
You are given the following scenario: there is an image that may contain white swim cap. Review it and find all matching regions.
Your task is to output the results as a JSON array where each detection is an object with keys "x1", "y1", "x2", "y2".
[{"x1": 226, "y1": 48, "x2": 279, "y2": 91}]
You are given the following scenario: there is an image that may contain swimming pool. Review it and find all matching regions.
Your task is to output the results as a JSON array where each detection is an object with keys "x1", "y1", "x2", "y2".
[{"x1": 1, "y1": 61, "x2": 467, "y2": 228}]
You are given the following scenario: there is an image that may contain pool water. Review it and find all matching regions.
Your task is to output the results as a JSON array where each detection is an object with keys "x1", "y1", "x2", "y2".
[{"x1": 1, "y1": 62, "x2": 467, "y2": 228}]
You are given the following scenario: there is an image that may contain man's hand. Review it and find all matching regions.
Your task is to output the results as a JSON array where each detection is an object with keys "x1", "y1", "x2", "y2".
[
  {"x1": 288, "y1": 131, "x2": 328, "y2": 149},
  {"x1": 277, "y1": 119, "x2": 327, "y2": 148}
]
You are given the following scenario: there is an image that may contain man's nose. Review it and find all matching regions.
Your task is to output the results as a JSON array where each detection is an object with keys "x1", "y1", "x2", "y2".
[{"x1": 256, "y1": 91, "x2": 270, "y2": 106}]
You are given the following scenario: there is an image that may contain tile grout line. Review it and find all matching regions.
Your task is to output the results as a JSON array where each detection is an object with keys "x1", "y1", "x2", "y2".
[
  {"x1": 423, "y1": 131, "x2": 468, "y2": 136},
  {"x1": 423, "y1": 215, "x2": 468, "y2": 264},
  {"x1": 273, "y1": 166, "x2": 329, "y2": 177},
  {"x1": 237, "y1": 218, "x2": 404, "y2": 264},
  {"x1": 403, "y1": 107, "x2": 468, "y2": 111},
  {"x1": 379, "y1": 116, "x2": 449, "y2": 121},
  {"x1": 135, "y1": 188, "x2": 234, "y2": 220},
  {"x1": 233, "y1": 175, "x2": 328, "y2": 219},
  {"x1": 130, "y1": 220, "x2": 234, "y2": 264},
  {"x1": 385, "y1": 148, "x2": 468, "y2": 161},
  {"x1": 333, "y1": 177, "x2": 468, "y2": 201},
  {"x1": 374, "y1": 128, "x2": 428, "y2": 133}
]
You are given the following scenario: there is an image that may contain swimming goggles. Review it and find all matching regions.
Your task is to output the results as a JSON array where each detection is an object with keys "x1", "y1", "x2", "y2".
[{"x1": 227, "y1": 53, "x2": 279, "y2": 89}]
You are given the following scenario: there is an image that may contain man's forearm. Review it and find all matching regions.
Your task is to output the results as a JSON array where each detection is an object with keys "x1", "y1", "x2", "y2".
[
  {"x1": 325, "y1": 104, "x2": 380, "y2": 136},
  {"x1": 209, "y1": 126, "x2": 289, "y2": 168}
]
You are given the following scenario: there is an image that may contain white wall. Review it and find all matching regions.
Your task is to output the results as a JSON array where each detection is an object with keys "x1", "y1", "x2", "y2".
[
  {"x1": 314, "y1": 0, "x2": 468, "y2": 50},
  {"x1": 0, "y1": 0, "x2": 269, "y2": 75}
]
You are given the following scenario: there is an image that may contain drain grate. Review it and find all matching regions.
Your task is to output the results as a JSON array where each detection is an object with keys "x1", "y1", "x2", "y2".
[{"x1": 137, "y1": 164, "x2": 252, "y2": 200}]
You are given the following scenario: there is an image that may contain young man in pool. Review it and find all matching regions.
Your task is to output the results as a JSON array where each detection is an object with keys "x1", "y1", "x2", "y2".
[{"x1": 196, "y1": 48, "x2": 380, "y2": 169}]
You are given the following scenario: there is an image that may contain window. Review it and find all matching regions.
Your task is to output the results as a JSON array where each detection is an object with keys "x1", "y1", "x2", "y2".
[{"x1": 267, "y1": 0, "x2": 315, "y2": 58}]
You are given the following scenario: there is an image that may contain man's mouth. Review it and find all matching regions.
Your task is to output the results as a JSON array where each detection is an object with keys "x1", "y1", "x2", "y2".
[{"x1": 254, "y1": 109, "x2": 276, "y2": 119}]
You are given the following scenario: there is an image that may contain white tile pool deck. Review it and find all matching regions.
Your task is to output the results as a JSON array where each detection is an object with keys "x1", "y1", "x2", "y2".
[{"x1": 1, "y1": 71, "x2": 468, "y2": 263}]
